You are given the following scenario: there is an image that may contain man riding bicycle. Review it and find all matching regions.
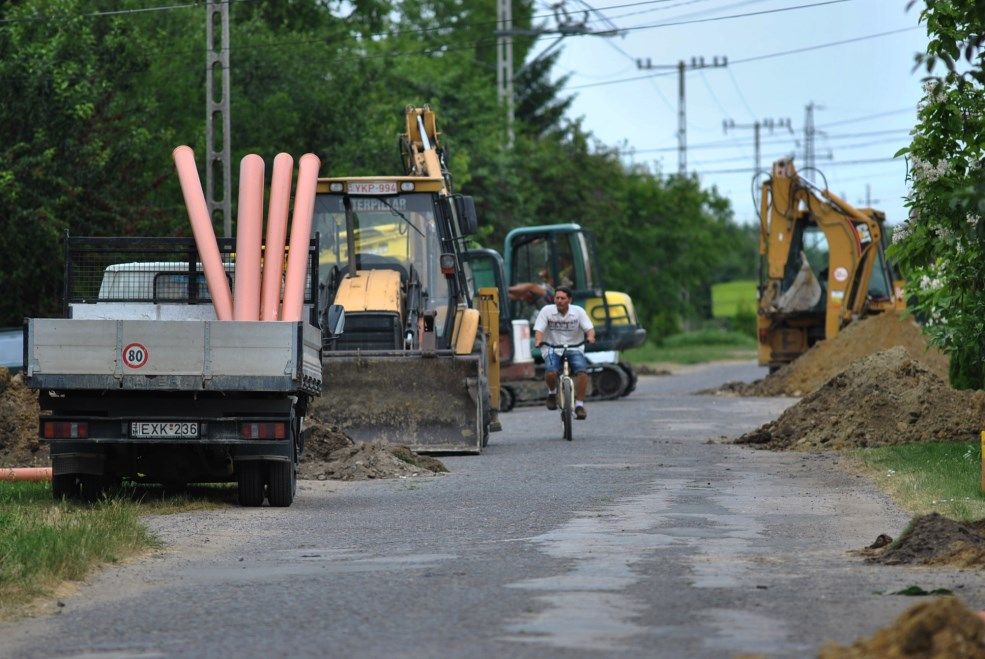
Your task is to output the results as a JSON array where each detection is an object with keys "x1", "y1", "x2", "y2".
[{"x1": 533, "y1": 286, "x2": 596, "y2": 420}]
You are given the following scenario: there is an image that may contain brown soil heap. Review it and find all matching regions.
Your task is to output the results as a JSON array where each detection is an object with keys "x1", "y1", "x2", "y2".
[
  {"x1": 868, "y1": 513, "x2": 985, "y2": 568},
  {"x1": 819, "y1": 597, "x2": 985, "y2": 658},
  {"x1": 736, "y1": 347, "x2": 985, "y2": 450},
  {"x1": 0, "y1": 369, "x2": 46, "y2": 467},
  {"x1": 299, "y1": 415, "x2": 447, "y2": 481},
  {"x1": 711, "y1": 313, "x2": 949, "y2": 397}
]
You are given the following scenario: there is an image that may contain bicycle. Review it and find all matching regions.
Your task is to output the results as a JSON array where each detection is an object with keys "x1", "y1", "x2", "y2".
[{"x1": 541, "y1": 342, "x2": 585, "y2": 441}]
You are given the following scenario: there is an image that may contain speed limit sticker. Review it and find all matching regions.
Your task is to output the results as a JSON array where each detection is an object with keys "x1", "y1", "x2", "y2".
[{"x1": 122, "y1": 342, "x2": 149, "y2": 368}]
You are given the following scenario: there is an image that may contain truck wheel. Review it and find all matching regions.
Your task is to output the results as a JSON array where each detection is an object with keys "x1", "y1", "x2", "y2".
[
  {"x1": 267, "y1": 459, "x2": 295, "y2": 507},
  {"x1": 499, "y1": 386, "x2": 516, "y2": 413},
  {"x1": 78, "y1": 475, "x2": 107, "y2": 503},
  {"x1": 52, "y1": 474, "x2": 79, "y2": 501},
  {"x1": 236, "y1": 462, "x2": 266, "y2": 507}
]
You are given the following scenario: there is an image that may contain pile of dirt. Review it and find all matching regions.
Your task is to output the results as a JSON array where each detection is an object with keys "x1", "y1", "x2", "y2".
[
  {"x1": 708, "y1": 313, "x2": 949, "y2": 397},
  {"x1": 867, "y1": 513, "x2": 985, "y2": 568},
  {"x1": 0, "y1": 369, "x2": 45, "y2": 467},
  {"x1": 736, "y1": 347, "x2": 985, "y2": 450},
  {"x1": 299, "y1": 415, "x2": 447, "y2": 481},
  {"x1": 819, "y1": 597, "x2": 985, "y2": 658}
]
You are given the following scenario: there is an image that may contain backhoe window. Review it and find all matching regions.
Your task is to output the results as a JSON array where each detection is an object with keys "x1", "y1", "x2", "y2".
[
  {"x1": 314, "y1": 192, "x2": 450, "y2": 333},
  {"x1": 801, "y1": 226, "x2": 829, "y2": 278},
  {"x1": 868, "y1": 248, "x2": 893, "y2": 299}
]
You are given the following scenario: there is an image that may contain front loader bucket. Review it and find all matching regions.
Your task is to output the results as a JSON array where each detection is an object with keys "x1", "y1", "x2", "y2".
[{"x1": 313, "y1": 350, "x2": 486, "y2": 454}]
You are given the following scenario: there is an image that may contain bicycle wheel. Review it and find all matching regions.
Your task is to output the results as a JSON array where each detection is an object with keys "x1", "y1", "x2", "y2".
[{"x1": 561, "y1": 377, "x2": 574, "y2": 441}]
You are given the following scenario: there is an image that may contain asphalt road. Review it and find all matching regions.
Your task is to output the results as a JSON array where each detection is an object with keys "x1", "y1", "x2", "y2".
[{"x1": 3, "y1": 362, "x2": 985, "y2": 658}]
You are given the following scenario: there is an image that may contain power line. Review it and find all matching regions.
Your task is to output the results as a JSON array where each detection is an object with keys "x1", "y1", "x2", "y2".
[
  {"x1": 726, "y1": 67, "x2": 757, "y2": 121},
  {"x1": 695, "y1": 156, "x2": 903, "y2": 175},
  {"x1": 622, "y1": 127, "x2": 911, "y2": 153},
  {"x1": 615, "y1": 0, "x2": 853, "y2": 34},
  {"x1": 568, "y1": 25, "x2": 919, "y2": 90},
  {"x1": 819, "y1": 107, "x2": 915, "y2": 127}
]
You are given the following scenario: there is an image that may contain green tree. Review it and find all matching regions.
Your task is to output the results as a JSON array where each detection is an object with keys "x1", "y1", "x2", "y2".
[{"x1": 891, "y1": 0, "x2": 985, "y2": 388}]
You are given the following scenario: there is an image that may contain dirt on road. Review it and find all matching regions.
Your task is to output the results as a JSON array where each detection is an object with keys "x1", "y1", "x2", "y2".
[
  {"x1": 735, "y1": 347, "x2": 985, "y2": 450},
  {"x1": 819, "y1": 597, "x2": 985, "y2": 658},
  {"x1": 0, "y1": 369, "x2": 45, "y2": 467},
  {"x1": 299, "y1": 415, "x2": 447, "y2": 480},
  {"x1": 868, "y1": 513, "x2": 985, "y2": 569},
  {"x1": 708, "y1": 313, "x2": 948, "y2": 398}
]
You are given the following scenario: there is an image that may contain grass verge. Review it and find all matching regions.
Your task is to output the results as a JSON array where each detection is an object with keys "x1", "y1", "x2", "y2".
[
  {"x1": 623, "y1": 329, "x2": 757, "y2": 366},
  {"x1": 712, "y1": 279, "x2": 757, "y2": 318},
  {"x1": 849, "y1": 441, "x2": 985, "y2": 522},
  {"x1": 0, "y1": 481, "x2": 233, "y2": 619}
]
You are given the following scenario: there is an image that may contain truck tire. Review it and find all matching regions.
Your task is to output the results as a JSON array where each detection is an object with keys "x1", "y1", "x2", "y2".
[
  {"x1": 499, "y1": 385, "x2": 516, "y2": 413},
  {"x1": 267, "y1": 459, "x2": 295, "y2": 508},
  {"x1": 78, "y1": 475, "x2": 107, "y2": 503},
  {"x1": 237, "y1": 462, "x2": 266, "y2": 507},
  {"x1": 52, "y1": 474, "x2": 79, "y2": 501}
]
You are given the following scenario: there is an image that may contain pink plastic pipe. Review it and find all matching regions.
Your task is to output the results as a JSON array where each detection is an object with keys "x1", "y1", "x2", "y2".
[
  {"x1": 0, "y1": 467, "x2": 52, "y2": 482},
  {"x1": 260, "y1": 153, "x2": 294, "y2": 321},
  {"x1": 234, "y1": 154, "x2": 265, "y2": 321},
  {"x1": 172, "y1": 146, "x2": 234, "y2": 321},
  {"x1": 282, "y1": 153, "x2": 321, "y2": 322}
]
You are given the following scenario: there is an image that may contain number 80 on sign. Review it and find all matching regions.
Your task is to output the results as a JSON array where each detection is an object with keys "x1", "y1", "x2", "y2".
[{"x1": 122, "y1": 342, "x2": 148, "y2": 368}]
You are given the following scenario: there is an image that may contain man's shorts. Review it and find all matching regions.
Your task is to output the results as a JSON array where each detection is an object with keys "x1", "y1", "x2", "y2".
[{"x1": 543, "y1": 349, "x2": 589, "y2": 375}]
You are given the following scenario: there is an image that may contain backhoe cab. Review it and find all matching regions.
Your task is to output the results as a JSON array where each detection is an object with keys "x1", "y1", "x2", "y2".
[
  {"x1": 310, "y1": 106, "x2": 495, "y2": 453},
  {"x1": 757, "y1": 159, "x2": 904, "y2": 371}
]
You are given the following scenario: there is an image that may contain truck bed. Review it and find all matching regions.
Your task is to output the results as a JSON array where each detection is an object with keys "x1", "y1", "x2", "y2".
[{"x1": 25, "y1": 319, "x2": 321, "y2": 394}]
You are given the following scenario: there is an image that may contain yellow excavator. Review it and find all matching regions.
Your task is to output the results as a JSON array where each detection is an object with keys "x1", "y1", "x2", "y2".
[
  {"x1": 309, "y1": 106, "x2": 497, "y2": 453},
  {"x1": 757, "y1": 159, "x2": 905, "y2": 371}
]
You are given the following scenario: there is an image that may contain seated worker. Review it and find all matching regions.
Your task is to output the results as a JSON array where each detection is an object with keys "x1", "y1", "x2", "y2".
[
  {"x1": 508, "y1": 264, "x2": 556, "y2": 310},
  {"x1": 533, "y1": 286, "x2": 596, "y2": 420}
]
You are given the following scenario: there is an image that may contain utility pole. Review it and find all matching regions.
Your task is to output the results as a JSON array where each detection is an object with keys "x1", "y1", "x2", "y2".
[
  {"x1": 497, "y1": 1, "x2": 620, "y2": 148},
  {"x1": 636, "y1": 56, "x2": 728, "y2": 175},
  {"x1": 859, "y1": 184, "x2": 880, "y2": 207},
  {"x1": 496, "y1": 0, "x2": 515, "y2": 147},
  {"x1": 722, "y1": 118, "x2": 793, "y2": 174},
  {"x1": 803, "y1": 101, "x2": 824, "y2": 183},
  {"x1": 206, "y1": 1, "x2": 231, "y2": 237}
]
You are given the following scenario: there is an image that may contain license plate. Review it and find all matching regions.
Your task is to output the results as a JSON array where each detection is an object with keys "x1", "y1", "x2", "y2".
[
  {"x1": 130, "y1": 421, "x2": 199, "y2": 439},
  {"x1": 347, "y1": 180, "x2": 398, "y2": 195}
]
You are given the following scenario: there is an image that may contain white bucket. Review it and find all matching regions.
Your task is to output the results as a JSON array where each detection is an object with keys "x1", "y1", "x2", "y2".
[{"x1": 511, "y1": 320, "x2": 533, "y2": 363}]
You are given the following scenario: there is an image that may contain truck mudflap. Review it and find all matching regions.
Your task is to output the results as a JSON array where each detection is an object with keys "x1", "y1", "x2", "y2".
[{"x1": 314, "y1": 350, "x2": 487, "y2": 454}]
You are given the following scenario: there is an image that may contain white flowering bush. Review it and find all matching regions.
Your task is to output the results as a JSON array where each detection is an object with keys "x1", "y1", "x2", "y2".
[{"x1": 891, "y1": 0, "x2": 985, "y2": 389}]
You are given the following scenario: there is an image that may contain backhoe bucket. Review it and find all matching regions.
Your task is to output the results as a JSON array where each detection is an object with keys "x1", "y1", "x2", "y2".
[{"x1": 313, "y1": 350, "x2": 486, "y2": 454}]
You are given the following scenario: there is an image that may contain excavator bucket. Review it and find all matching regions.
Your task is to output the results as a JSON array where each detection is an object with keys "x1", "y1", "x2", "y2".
[{"x1": 312, "y1": 350, "x2": 487, "y2": 454}]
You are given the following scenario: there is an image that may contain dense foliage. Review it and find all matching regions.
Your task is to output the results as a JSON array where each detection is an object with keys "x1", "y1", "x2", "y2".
[
  {"x1": 892, "y1": 0, "x2": 985, "y2": 388},
  {"x1": 0, "y1": 0, "x2": 755, "y2": 333}
]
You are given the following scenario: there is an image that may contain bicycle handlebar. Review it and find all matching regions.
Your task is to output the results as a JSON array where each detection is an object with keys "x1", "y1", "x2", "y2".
[{"x1": 539, "y1": 341, "x2": 586, "y2": 350}]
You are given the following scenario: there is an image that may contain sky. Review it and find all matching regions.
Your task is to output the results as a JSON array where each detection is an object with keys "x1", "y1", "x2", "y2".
[{"x1": 522, "y1": 0, "x2": 929, "y2": 226}]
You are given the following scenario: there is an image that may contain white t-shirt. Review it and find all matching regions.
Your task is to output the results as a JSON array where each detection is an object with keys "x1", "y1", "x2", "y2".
[{"x1": 534, "y1": 304, "x2": 594, "y2": 351}]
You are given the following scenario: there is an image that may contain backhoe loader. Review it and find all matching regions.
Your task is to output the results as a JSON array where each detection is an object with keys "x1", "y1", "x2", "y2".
[
  {"x1": 757, "y1": 159, "x2": 904, "y2": 371},
  {"x1": 467, "y1": 224, "x2": 646, "y2": 410},
  {"x1": 309, "y1": 106, "x2": 496, "y2": 453}
]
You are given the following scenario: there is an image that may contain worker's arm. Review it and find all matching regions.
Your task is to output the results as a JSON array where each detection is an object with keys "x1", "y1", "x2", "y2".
[
  {"x1": 586, "y1": 328, "x2": 596, "y2": 344},
  {"x1": 535, "y1": 330, "x2": 544, "y2": 348}
]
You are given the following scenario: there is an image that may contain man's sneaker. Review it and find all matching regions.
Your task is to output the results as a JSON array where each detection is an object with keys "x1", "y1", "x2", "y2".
[
  {"x1": 546, "y1": 393, "x2": 558, "y2": 410},
  {"x1": 575, "y1": 405, "x2": 587, "y2": 420}
]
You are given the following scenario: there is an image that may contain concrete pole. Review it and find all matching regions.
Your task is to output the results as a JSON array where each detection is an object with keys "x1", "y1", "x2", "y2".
[
  {"x1": 678, "y1": 60, "x2": 686, "y2": 176},
  {"x1": 205, "y1": 1, "x2": 232, "y2": 237},
  {"x1": 496, "y1": 0, "x2": 515, "y2": 147}
]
